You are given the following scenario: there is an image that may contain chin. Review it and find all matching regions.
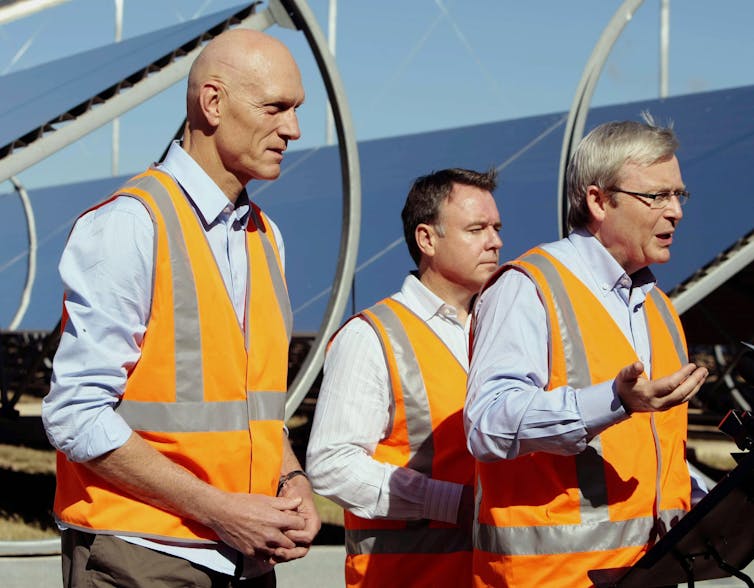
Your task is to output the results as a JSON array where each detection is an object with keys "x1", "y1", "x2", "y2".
[{"x1": 252, "y1": 168, "x2": 281, "y2": 182}]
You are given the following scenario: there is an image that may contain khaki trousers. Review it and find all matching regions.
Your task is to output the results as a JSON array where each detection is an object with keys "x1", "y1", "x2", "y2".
[{"x1": 61, "y1": 529, "x2": 276, "y2": 588}]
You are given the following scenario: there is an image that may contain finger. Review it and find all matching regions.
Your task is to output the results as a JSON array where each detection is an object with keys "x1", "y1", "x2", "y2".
[
  {"x1": 269, "y1": 495, "x2": 303, "y2": 511},
  {"x1": 272, "y1": 545, "x2": 309, "y2": 563},
  {"x1": 285, "y1": 527, "x2": 316, "y2": 544},
  {"x1": 681, "y1": 367, "x2": 708, "y2": 402}
]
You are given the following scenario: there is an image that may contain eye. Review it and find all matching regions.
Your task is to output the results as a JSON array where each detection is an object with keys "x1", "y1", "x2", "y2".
[{"x1": 654, "y1": 192, "x2": 673, "y2": 204}]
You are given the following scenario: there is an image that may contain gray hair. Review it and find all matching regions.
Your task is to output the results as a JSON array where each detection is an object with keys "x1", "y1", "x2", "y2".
[{"x1": 566, "y1": 112, "x2": 679, "y2": 230}]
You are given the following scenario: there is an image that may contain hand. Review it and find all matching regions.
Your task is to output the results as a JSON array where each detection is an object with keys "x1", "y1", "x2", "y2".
[
  {"x1": 206, "y1": 492, "x2": 307, "y2": 560},
  {"x1": 616, "y1": 361, "x2": 708, "y2": 414},
  {"x1": 273, "y1": 473, "x2": 322, "y2": 563}
]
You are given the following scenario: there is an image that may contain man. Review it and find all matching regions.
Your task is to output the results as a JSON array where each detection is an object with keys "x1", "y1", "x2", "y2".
[
  {"x1": 42, "y1": 29, "x2": 320, "y2": 587},
  {"x1": 307, "y1": 168, "x2": 503, "y2": 587},
  {"x1": 464, "y1": 116, "x2": 709, "y2": 587}
]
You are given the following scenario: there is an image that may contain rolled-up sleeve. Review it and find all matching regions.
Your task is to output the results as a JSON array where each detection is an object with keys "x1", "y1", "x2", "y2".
[{"x1": 42, "y1": 197, "x2": 154, "y2": 462}]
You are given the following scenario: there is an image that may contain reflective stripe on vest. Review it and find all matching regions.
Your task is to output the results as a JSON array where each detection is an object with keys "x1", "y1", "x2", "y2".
[
  {"x1": 363, "y1": 302, "x2": 435, "y2": 475},
  {"x1": 475, "y1": 247, "x2": 689, "y2": 559},
  {"x1": 347, "y1": 524, "x2": 472, "y2": 555},
  {"x1": 344, "y1": 299, "x2": 472, "y2": 559},
  {"x1": 113, "y1": 174, "x2": 287, "y2": 430},
  {"x1": 249, "y1": 204, "x2": 293, "y2": 341}
]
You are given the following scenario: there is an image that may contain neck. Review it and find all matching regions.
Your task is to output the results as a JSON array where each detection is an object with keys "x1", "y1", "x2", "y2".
[
  {"x1": 417, "y1": 270, "x2": 473, "y2": 324},
  {"x1": 182, "y1": 132, "x2": 244, "y2": 205}
]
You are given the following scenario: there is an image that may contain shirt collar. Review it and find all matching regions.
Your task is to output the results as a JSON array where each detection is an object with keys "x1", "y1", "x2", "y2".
[
  {"x1": 157, "y1": 141, "x2": 248, "y2": 225},
  {"x1": 399, "y1": 272, "x2": 463, "y2": 324},
  {"x1": 568, "y1": 228, "x2": 656, "y2": 296}
]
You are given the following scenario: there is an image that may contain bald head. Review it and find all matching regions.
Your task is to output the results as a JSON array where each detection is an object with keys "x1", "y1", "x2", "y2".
[
  {"x1": 182, "y1": 28, "x2": 305, "y2": 199},
  {"x1": 187, "y1": 29, "x2": 298, "y2": 122}
]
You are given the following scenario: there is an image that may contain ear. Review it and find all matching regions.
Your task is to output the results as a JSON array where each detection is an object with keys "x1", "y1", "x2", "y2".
[
  {"x1": 415, "y1": 223, "x2": 437, "y2": 259},
  {"x1": 198, "y1": 82, "x2": 222, "y2": 128},
  {"x1": 585, "y1": 184, "x2": 609, "y2": 224}
]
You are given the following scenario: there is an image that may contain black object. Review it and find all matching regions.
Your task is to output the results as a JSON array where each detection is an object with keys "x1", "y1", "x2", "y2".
[{"x1": 589, "y1": 410, "x2": 754, "y2": 587}]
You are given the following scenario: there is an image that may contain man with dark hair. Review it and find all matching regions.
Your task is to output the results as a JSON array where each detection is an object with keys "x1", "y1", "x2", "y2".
[
  {"x1": 43, "y1": 29, "x2": 319, "y2": 587},
  {"x1": 465, "y1": 115, "x2": 708, "y2": 587},
  {"x1": 307, "y1": 168, "x2": 502, "y2": 587}
]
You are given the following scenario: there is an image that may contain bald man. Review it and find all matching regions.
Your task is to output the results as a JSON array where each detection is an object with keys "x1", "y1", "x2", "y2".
[{"x1": 43, "y1": 29, "x2": 319, "y2": 587}]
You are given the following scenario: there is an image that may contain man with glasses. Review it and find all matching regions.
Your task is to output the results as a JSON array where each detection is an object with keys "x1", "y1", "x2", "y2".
[{"x1": 464, "y1": 115, "x2": 708, "y2": 587}]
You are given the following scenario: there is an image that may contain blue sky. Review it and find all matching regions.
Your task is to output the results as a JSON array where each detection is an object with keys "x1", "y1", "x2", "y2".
[{"x1": 1, "y1": 0, "x2": 754, "y2": 189}]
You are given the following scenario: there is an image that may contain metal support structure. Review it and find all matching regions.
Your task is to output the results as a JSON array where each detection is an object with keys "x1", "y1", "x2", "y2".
[
  {"x1": 660, "y1": 0, "x2": 670, "y2": 98},
  {"x1": 325, "y1": 0, "x2": 337, "y2": 145},
  {"x1": 112, "y1": 0, "x2": 123, "y2": 176},
  {"x1": 273, "y1": 0, "x2": 360, "y2": 419},
  {"x1": 557, "y1": 0, "x2": 645, "y2": 238},
  {"x1": 7, "y1": 176, "x2": 37, "y2": 330}
]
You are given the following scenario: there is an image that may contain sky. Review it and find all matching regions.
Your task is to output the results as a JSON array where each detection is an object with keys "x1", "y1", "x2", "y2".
[{"x1": 1, "y1": 0, "x2": 754, "y2": 191}]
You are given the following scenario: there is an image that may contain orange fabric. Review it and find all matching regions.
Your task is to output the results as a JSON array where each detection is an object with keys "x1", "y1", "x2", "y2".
[
  {"x1": 473, "y1": 247, "x2": 690, "y2": 587},
  {"x1": 349, "y1": 551, "x2": 472, "y2": 588},
  {"x1": 54, "y1": 169, "x2": 288, "y2": 542},
  {"x1": 343, "y1": 298, "x2": 473, "y2": 587}
]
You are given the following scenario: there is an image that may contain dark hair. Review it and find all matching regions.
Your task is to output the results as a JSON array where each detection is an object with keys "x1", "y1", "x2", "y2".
[{"x1": 401, "y1": 168, "x2": 498, "y2": 266}]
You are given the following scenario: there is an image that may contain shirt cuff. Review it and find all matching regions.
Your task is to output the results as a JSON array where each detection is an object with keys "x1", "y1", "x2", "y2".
[
  {"x1": 422, "y1": 478, "x2": 464, "y2": 524},
  {"x1": 70, "y1": 410, "x2": 133, "y2": 462},
  {"x1": 578, "y1": 380, "x2": 629, "y2": 438}
]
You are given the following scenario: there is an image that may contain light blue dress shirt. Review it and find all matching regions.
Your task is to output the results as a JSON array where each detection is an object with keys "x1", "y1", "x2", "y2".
[
  {"x1": 464, "y1": 229, "x2": 707, "y2": 500},
  {"x1": 42, "y1": 141, "x2": 285, "y2": 576}
]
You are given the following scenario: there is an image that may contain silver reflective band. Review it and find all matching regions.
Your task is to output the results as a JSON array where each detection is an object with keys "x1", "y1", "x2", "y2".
[
  {"x1": 119, "y1": 173, "x2": 204, "y2": 404},
  {"x1": 475, "y1": 509, "x2": 686, "y2": 556},
  {"x1": 347, "y1": 524, "x2": 471, "y2": 555},
  {"x1": 249, "y1": 205, "x2": 293, "y2": 341},
  {"x1": 117, "y1": 390, "x2": 284, "y2": 432},
  {"x1": 517, "y1": 253, "x2": 609, "y2": 521},
  {"x1": 365, "y1": 302, "x2": 435, "y2": 476},
  {"x1": 647, "y1": 289, "x2": 688, "y2": 364}
]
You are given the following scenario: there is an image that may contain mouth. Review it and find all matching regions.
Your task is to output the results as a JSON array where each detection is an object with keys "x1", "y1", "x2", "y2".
[{"x1": 656, "y1": 231, "x2": 674, "y2": 245}]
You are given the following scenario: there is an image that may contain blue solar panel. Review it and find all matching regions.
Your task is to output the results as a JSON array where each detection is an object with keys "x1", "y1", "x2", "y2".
[
  {"x1": 2, "y1": 84, "x2": 753, "y2": 334},
  {"x1": 0, "y1": 2, "x2": 248, "y2": 148}
]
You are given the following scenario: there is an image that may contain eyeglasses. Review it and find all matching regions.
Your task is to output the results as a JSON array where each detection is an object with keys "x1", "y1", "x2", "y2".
[{"x1": 607, "y1": 186, "x2": 690, "y2": 209}]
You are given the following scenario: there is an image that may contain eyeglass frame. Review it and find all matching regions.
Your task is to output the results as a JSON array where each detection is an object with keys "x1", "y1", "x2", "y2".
[{"x1": 606, "y1": 186, "x2": 690, "y2": 209}]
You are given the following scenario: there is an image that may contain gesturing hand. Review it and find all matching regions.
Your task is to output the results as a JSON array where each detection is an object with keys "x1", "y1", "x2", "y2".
[{"x1": 616, "y1": 361, "x2": 708, "y2": 414}]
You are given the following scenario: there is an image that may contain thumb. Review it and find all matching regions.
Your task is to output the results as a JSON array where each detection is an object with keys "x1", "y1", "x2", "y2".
[
  {"x1": 619, "y1": 361, "x2": 644, "y2": 383},
  {"x1": 274, "y1": 495, "x2": 303, "y2": 510}
]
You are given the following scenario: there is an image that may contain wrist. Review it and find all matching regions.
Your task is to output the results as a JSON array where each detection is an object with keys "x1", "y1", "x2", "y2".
[{"x1": 277, "y1": 469, "x2": 309, "y2": 495}]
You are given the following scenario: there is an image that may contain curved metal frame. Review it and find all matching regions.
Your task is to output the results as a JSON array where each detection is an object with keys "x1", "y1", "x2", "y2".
[
  {"x1": 556, "y1": 0, "x2": 645, "y2": 238},
  {"x1": 273, "y1": 0, "x2": 360, "y2": 419},
  {"x1": 7, "y1": 176, "x2": 37, "y2": 330}
]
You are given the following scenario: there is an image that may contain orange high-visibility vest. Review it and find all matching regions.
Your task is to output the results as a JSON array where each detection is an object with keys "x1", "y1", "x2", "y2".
[
  {"x1": 341, "y1": 298, "x2": 475, "y2": 588},
  {"x1": 54, "y1": 169, "x2": 292, "y2": 542},
  {"x1": 473, "y1": 247, "x2": 690, "y2": 588}
]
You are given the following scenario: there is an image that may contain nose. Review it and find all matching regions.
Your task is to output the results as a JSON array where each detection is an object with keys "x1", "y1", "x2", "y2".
[
  {"x1": 488, "y1": 227, "x2": 503, "y2": 251},
  {"x1": 664, "y1": 194, "x2": 683, "y2": 223},
  {"x1": 280, "y1": 109, "x2": 301, "y2": 142}
]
